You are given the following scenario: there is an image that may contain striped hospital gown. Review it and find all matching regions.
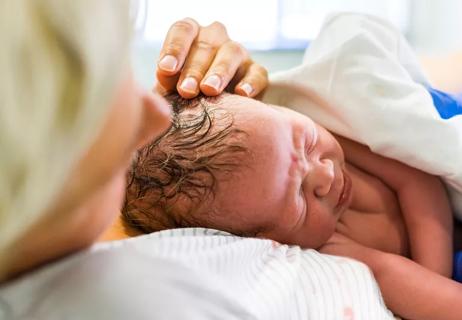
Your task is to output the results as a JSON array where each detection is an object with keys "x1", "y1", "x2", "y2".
[
  {"x1": 0, "y1": 228, "x2": 395, "y2": 319},
  {"x1": 97, "y1": 228, "x2": 395, "y2": 319}
]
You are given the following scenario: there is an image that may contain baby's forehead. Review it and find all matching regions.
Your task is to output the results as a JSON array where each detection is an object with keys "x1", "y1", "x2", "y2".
[{"x1": 219, "y1": 96, "x2": 283, "y2": 128}]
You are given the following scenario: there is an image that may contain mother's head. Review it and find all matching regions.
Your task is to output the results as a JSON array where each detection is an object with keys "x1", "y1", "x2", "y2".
[{"x1": 0, "y1": 0, "x2": 171, "y2": 280}]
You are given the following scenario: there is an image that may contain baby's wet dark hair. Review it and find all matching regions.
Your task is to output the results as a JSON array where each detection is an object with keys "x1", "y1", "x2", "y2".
[{"x1": 122, "y1": 93, "x2": 249, "y2": 234}]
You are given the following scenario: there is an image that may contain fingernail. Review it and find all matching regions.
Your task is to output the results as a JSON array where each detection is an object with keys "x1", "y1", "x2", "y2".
[
  {"x1": 240, "y1": 83, "x2": 254, "y2": 96},
  {"x1": 203, "y1": 75, "x2": 222, "y2": 91},
  {"x1": 180, "y1": 77, "x2": 198, "y2": 93},
  {"x1": 158, "y1": 55, "x2": 178, "y2": 72}
]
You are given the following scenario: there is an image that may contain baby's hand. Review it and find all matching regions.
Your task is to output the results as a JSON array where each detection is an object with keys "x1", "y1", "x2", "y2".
[
  {"x1": 155, "y1": 18, "x2": 268, "y2": 99},
  {"x1": 320, "y1": 232, "x2": 382, "y2": 269},
  {"x1": 320, "y1": 232, "x2": 355, "y2": 255}
]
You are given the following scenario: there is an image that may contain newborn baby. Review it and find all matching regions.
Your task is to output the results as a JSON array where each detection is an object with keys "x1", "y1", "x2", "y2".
[{"x1": 124, "y1": 92, "x2": 461, "y2": 320}]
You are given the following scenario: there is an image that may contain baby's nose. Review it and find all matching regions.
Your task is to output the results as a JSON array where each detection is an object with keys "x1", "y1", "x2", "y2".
[{"x1": 311, "y1": 159, "x2": 335, "y2": 197}]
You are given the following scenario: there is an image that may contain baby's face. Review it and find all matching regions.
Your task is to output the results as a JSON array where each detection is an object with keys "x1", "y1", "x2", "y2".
[{"x1": 210, "y1": 95, "x2": 352, "y2": 249}]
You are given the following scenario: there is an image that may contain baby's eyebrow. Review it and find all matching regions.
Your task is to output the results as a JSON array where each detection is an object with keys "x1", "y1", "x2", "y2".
[
  {"x1": 307, "y1": 125, "x2": 318, "y2": 154},
  {"x1": 287, "y1": 126, "x2": 307, "y2": 191}
]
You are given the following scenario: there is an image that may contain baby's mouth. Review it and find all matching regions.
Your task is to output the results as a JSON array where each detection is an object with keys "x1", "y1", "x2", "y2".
[{"x1": 335, "y1": 169, "x2": 352, "y2": 212}]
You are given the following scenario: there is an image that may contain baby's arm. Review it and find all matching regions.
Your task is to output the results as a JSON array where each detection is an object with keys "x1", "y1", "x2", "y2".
[
  {"x1": 321, "y1": 233, "x2": 462, "y2": 320},
  {"x1": 335, "y1": 135, "x2": 453, "y2": 277}
]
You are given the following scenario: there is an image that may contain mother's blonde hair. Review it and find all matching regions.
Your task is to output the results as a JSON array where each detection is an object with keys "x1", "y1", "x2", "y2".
[{"x1": 0, "y1": 0, "x2": 131, "y2": 259}]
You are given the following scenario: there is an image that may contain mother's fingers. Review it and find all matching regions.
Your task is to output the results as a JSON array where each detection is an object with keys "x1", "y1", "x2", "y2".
[
  {"x1": 176, "y1": 22, "x2": 230, "y2": 98},
  {"x1": 157, "y1": 18, "x2": 199, "y2": 76},
  {"x1": 156, "y1": 19, "x2": 269, "y2": 99},
  {"x1": 234, "y1": 63, "x2": 269, "y2": 98},
  {"x1": 199, "y1": 40, "x2": 249, "y2": 96}
]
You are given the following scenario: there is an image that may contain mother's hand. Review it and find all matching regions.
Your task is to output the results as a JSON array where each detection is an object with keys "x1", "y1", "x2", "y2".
[{"x1": 155, "y1": 18, "x2": 268, "y2": 99}]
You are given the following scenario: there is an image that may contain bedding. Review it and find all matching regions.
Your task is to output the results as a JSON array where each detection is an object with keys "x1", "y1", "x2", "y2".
[
  {"x1": 1, "y1": 228, "x2": 396, "y2": 319},
  {"x1": 262, "y1": 12, "x2": 462, "y2": 219},
  {"x1": 97, "y1": 228, "x2": 396, "y2": 319}
]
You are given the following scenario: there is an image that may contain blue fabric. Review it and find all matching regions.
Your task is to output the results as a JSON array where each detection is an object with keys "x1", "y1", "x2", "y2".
[
  {"x1": 427, "y1": 87, "x2": 462, "y2": 119},
  {"x1": 453, "y1": 251, "x2": 462, "y2": 282}
]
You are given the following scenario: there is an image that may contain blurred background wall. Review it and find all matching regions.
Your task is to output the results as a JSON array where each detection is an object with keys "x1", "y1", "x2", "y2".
[{"x1": 131, "y1": 0, "x2": 462, "y2": 88}]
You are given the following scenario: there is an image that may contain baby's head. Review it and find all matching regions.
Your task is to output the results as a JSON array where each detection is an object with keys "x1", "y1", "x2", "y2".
[{"x1": 123, "y1": 93, "x2": 350, "y2": 249}]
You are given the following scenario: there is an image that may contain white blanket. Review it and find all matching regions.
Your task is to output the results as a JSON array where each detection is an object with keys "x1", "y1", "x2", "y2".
[
  {"x1": 1, "y1": 228, "x2": 396, "y2": 319},
  {"x1": 262, "y1": 12, "x2": 462, "y2": 219}
]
